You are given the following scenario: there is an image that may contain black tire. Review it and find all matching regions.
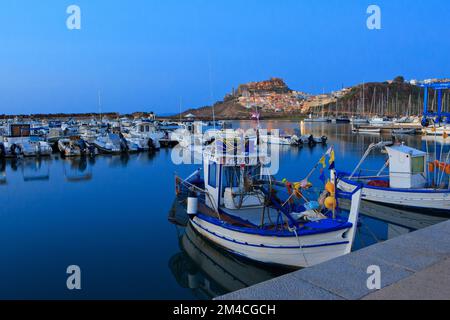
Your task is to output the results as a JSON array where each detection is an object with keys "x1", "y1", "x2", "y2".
[
  {"x1": 0, "y1": 143, "x2": 5, "y2": 158},
  {"x1": 10, "y1": 144, "x2": 19, "y2": 156},
  {"x1": 147, "y1": 138, "x2": 155, "y2": 150}
]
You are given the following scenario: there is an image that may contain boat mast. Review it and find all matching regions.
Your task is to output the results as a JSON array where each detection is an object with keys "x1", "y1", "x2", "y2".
[
  {"x1": 98, "y1": 90, "x2": 102, "y2": 123},
  {"x1": 208, "y1": 53, "x2": 216, "y2": 130},
  {"x1": 362, "y1": 81, "x2": 365, "y2": 116}
]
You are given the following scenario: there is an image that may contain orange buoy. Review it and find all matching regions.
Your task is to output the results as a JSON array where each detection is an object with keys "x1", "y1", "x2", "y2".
[
  {"x1": 428, "y1": 162, "x2": 435, "y2": 172},
  {"x1": 325, "y1": 181, "x2": 335, "y2": 194},
  {"x1": 446, "y1": 165, "x2": 450, "y2": 175},
  {"x1": 324, "y1": 196, "x2": 337, "y2": 210}
]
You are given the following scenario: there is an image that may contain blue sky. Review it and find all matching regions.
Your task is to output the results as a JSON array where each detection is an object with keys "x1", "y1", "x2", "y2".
[{"x1": 0, "y1": 0, "x2": 449, "y2": 115}]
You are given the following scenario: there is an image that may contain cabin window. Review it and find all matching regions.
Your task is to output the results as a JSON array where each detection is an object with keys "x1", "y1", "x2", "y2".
[
  {"x1": 411, "y1": 156, "x2": 425, "y2": 174},
  {"x1": 145, "y1": 126, "x2": 150, "y2": 132},
  {"x1": 222, "y1": 167, "x2": 240, "y2": 192},
  {"x1": 208, "y1": 163, "x2": 217, "y2": 188},
  {"x1": 140, "y1": 126, "x2": 144, "y2": 133}
]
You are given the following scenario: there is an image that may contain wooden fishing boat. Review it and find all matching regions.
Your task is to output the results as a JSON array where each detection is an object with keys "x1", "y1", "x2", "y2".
[
  {"x1": 175, "y1": 136, "x2": 362, "y2": 268},
  {"x1": 336, "y1": 142, "x2": 450, "y2": 214}
]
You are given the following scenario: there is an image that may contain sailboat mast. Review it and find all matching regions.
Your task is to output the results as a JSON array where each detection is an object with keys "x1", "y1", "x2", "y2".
[{"x1": 98, "y1": 90, "x2": 102, "y2": 122}]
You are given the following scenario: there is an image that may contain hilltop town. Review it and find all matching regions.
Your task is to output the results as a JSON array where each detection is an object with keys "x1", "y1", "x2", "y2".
[{"x1": 178, "y1": 76, "x2": 449, "y2": 120}]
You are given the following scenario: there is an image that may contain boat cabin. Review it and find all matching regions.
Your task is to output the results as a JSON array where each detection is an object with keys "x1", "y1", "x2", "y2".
[
  {"x1": 386, "y1": 145, "x2": 427, "y2": 189},
  {"x1": 203, "y1": 137, "x2": 266, "y2": 211},
  {"x1": 136, "y1": 122, "x2": 155, "y2": 133},
  {"x1": 8, "y1": 124, "x2": 31, "y2": 137}
]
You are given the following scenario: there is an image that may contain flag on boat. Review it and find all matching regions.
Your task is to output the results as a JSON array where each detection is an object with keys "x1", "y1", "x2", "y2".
[
  {"x1": 329, "y1": 149, "x2": 335, "y2": 164},
  {"x1": 328, "y1": 148, "x2": 336, "y2": 170}
]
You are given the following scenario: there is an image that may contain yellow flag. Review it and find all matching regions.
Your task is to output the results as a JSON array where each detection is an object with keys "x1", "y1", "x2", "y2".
[
  {"x1": 319, "y1": 156, "x2": 326, "y2": 168},
  {"x1": 329, "y1": 150, "x2": 335, "y2": 164}
]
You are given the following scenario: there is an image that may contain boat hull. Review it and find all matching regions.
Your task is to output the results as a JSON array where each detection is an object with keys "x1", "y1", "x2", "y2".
[
  {"x1": 338, "y1": 178, "x2": 450, "y2": 213},
  {"x1": 190, "y1": 216, "x2": 352, "y2": 268}
]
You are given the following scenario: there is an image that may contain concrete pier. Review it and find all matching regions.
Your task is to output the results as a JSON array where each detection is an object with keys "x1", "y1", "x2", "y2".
[{"x1": 216, "y1": 220, "x2": 450, "y2": 300}]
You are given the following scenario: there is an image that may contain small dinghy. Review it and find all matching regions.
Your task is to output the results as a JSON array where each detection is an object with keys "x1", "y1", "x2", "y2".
[
  {"x1": 175, "y1": 137, "x2": 362, "y2": 268},
  {"x1": 299, "y1": 135, "x2": 328, "y2": 145},
  {"x1": 58, "y1": 138, "x2": 82, "y2": 157},
  {"x1": 58, "y1": 137, "x2": 97, "y2": 157},
  {"x1": 352, "y1": 125, "x2": 381, "y2": 134},
  {"x1": 260, "y1": 133, "x2": 301, "y2": 146},
  {"x1": 392, "y1": 128, "x2": 416, "y2": 135}
]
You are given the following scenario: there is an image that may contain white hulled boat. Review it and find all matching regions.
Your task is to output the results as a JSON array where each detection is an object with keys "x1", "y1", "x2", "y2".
[{"x1": 336, "y1": 141, "x2": 450, "y2": 214}]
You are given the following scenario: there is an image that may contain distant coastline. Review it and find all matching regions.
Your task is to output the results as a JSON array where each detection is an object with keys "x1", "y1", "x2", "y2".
[{"x1": 2, "y1": 76, "x2": 448, "y2": 122}]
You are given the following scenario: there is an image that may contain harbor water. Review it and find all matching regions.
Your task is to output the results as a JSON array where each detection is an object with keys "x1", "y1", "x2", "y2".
[{"x1": 0, "y1": 121, "x2": 448, "y2": 299}]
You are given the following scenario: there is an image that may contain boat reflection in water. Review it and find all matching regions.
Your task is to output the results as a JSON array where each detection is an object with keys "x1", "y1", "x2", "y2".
[
  {"x1": 0, "y1": 159, "x2": 6, "y2": 185},
  {"x1": 63, "y1": 157, "x2": 93, "y2": 182},
  {"x1": 21, "y1": 157, "x2": 51, "y2": 182},
  {"x1": 340, "y1": 199, "x2": 447, "y2": 250},
  {"x1": 168, "y1": 199, "x2": 287, "y2": 300}
]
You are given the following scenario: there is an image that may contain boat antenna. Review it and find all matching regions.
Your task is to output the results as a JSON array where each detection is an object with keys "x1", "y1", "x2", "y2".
[
  {"x1": 179, "y1": 97, "x2": 182, "y2": 123},
  {"x1": 208, "y1": 53, "x2": 216, "y2": 130}
]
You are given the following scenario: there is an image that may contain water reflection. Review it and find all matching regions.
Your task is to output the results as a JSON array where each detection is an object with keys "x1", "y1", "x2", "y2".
[
  {"x1": 0, "y1": 121, "x2": 448, "y2": 299},
  {"x1": 340, "y1": 199, "x2": 447, "y2": 250},
  {"x1": 63, "y1": 157, "x2": 93, "y2": 182},
  {"x1": 0, "y1": 158, "x2": 6, "y2": 185},
  {"x1": 168, "y1": 191, "x2": 447, "y2": 299},
  {"x1": 21, "y1": 157, "x2": 51, "y2": 182},
  {"x1": 0, "y1": 151, "x2": 160, "y2": 186}
]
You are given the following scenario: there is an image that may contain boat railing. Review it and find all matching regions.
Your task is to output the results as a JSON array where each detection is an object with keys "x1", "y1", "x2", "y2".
[{"x1": 175, "y1": 174, "x2": 220, "y2": 217}]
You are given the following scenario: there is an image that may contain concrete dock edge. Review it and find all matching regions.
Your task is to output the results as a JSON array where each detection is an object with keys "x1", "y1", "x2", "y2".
[{"x1": 215, "y1": 220, "x2": 450, "y2": 300}]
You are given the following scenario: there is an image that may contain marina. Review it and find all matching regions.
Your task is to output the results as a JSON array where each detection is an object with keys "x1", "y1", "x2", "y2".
[
  {"x1": 1, "y1": 1, "x2": 450, "y2": 304},
  {"x1": 1, "y1": 119, "x2": 449, "y2": 299}
]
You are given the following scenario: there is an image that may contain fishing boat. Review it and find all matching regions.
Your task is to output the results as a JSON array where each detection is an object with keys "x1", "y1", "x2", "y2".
[
  {"x1": 169, "y1": 222, "x2": 283, "y2": 299},
  {"x1": 175, "y1": 137, "x2": 362, "y2": 268},
  {"x1": 336, "y1": 141, "x2": 450, "y2": 214}
]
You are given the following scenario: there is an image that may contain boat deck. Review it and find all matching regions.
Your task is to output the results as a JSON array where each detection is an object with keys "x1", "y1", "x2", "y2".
[{"x1": 198, "y1": 202, "x2": 285, "y2": 228}]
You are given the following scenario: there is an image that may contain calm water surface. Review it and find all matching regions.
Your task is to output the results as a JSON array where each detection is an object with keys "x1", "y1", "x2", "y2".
[{"x1": 0, "y1": 121, "x2": 448, "y2": 299}]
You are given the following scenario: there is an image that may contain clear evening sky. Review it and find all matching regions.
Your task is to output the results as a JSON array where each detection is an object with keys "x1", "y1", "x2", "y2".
[{"x1": 0, "y1": 0, "x2": 449, "y2": 115}]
